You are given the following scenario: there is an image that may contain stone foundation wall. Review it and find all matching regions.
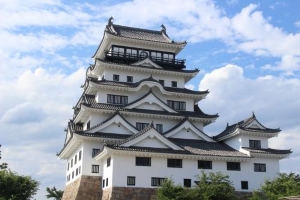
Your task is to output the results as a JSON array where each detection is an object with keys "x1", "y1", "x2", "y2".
[
  {"x1": 102, "y1": 187, "x2": 157, "y2": 200},
  {"x1": 62, "y1": 175, "x2": 102, "y2": 200}
]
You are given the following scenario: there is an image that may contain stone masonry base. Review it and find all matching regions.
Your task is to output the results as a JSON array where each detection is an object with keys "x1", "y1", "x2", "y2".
[
  {"x1": 62, "y1": 175, "x2": 102, "y2": 200},
  {"x1": 102, "y1": 187, "x2": 157, "y2": 200}
]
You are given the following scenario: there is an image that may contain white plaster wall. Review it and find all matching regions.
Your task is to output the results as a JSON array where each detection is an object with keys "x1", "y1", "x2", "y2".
[
  {"x1": 240, "y1": 135, "x2": 269, "y2": 148},
  {"x1": 102, "y1": 155, "x2": 113, "y2": 188},
  {"x1": 110, "y1": 154, "x2": 280, "y2": 191},
  {"x1": 81, "y1": 141, "x2": 103, "y2": 176},
  {"x1": 224, "y1": 136, "x2": 242, "y2": 150},
  {"x1": 100, "y1": 123, "x2": 133, "y2": 135},
  {"x1": 134, "y1": 138, "x2": 170, "y2": 148},
  {"x1": 169, "y1": 129, "x2": 204, "y2": 140},
  {"x1": 103, "y1": 68, "x2": 185, "y2": 87},
  {"x1": 66, "y1": 145, "x2": 83, "y2": 185}
]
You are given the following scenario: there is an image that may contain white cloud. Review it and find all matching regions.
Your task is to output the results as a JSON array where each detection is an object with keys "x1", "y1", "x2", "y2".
[{"x1": 199, "y1": 64, "x2": 300, "y2": 137}]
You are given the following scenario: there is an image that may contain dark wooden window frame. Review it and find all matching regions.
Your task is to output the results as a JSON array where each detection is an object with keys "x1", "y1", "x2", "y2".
[
  {"x1": 167, "y1": 159, "x2": 182, "y2": 168},
  {"x1": 227, "y1": 162, "x2": 241, "y2": 171},
  {"x1": 136, "y1": 157, "x2": 151, "y2": 166},
  {"x1": 198, "y1": 160, "x2": 212, "y2": 169}
]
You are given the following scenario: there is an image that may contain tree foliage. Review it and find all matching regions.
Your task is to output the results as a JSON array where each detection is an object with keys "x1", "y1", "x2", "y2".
[
  {"x1": 46, "y1": 187, "x2": 64, "y2": 200},
  {"x1": 0, "y1": 169, "x2": 39, "y2": 200},
  {"x1": 157, "y1": 171, "x2": 236, "y2": 200},
  {"x1": 195, "y1": 171, "x2": 236, "y2": 200},
  {"x1": 0, "y1": 145, "x2": 8, "y2": 170},
  {"x1": 251, "y1": 172, "x2": 300, "y2": 200},
  {"x1": 157, "y1": 178, "x2": 197, "y2": 200}
]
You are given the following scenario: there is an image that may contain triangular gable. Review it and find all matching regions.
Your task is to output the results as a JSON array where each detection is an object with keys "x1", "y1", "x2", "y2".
[
  {"x1": 165, "y1": 120, "x2": 215, "y2": 142},
  {"x1": 132, "y1": 58, "x2": 162, "y2": 69},
  {"x1": 245, "y1": 119, "x2": 266, "y2": 129},
  {"x1": 126, "y1": 92, "x2": 177, "y2": 113},
  {"x1": 120, "y1": 128, "x2": 183, "y2": 150},
  {"x1": 86, "y1": 114, "x2": 138, "y2": 135}
]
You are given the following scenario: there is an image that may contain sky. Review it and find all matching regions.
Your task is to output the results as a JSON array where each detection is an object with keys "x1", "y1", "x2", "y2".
[{"x1": 0, "y1": 0, "x2": 299, "y2": 199}]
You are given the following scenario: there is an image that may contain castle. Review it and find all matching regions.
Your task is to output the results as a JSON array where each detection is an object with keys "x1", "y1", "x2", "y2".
[{"x1": 57, "y1": 18, "x2": 291, "y2": 200}]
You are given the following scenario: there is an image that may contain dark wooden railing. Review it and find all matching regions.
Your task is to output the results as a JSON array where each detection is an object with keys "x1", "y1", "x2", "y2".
[{"x1": 104, "y1": 51, "x2": 186, "y2": 69}]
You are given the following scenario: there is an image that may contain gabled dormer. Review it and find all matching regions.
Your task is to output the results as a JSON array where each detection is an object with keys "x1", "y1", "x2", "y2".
[{"x1": 214, "y1": 113, "x2": 281, "y2": 150}]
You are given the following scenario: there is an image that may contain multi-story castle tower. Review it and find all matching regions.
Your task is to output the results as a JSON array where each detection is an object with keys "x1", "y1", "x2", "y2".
[{"x1": 57, "y1": 18, "x2": 291, "y2": 200}]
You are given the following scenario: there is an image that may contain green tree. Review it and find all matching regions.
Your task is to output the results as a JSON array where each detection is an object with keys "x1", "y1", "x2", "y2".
[
  {"x1": 157, "y1": 178, "x2": 197, "y2": 200},
  {"x1": 46, "y1": 187, "x2": 64, "y2": 200},
  {"x1": 251, "y1": 172, "x2": 300, "y2": 200},
  {"x1": 0, "y1": 145, "x2": 8, "y2": 170},
  {"x1": 195, "y1": 171, "x2": 236, "y2": 200},
  {"x1": 0, "y1": 169, "x2": 39, "y2": 200}
]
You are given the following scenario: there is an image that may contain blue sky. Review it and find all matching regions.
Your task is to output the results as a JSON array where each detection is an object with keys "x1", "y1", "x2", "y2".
[{"x1": 1, "y1": 0, "x2": 300, "y2": 199}]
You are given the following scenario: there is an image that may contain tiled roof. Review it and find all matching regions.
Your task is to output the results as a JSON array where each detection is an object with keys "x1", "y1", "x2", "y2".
[
  {"x1": 77, "y1": 132, "x2": 131, "y2": 139},
  {"x1": 214, "y1": 113, "x2": 280, "y2": 140},
  {"x1": 171, "y1": 139, "x2": 249, "y2": 157},
  {"x1": 95, "y1": 58, "x2": 199, "y2": 73},
  {"x1": 106, "y1": 22, "x2": 186, "y2": 45},
  {"x1": 242, "y1": 147, "x2": 292, "y2": 155},
  {"x1": 106, "y1": 138, "x2": 249, "y2": 158},
  {"x1": 82, "y1": 94, "x2": 218, "y2": 119}
]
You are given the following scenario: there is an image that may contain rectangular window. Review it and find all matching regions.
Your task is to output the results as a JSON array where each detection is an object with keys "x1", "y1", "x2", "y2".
[
  {"x1": 254, "y1": 163, "x2": 266, "y2": 172},
  {"x1": 241, "y1": 181, "x2": 248, "y2": 190},
  {"x1": 136, "y1": 122, "x2": 149, "y2": 131},
  {"x1": 102, "y1": 179, "x2": 105, "y2": 188},
  {"x1": 113, "y1": 46, "x2": 125, "y2": 55},
  {"x1": 113, "y1": 74, "x2": 119, "y2": 81},
  {"x1": 107, "y1": 94, "x2": 128, "y2": 105},
  {"x1": 184, "y1": 179, "x2": 191, "y2": 187},
  {"x1": 74, "y1": 155, "x2": 77, "y2": 164},
  {"x1": 171, "y1": 81, "x2": 177, "y2": 88},
  {"x1": 167, "y1": 100, "x2": 186, "y2": 110},
  {"x1": 79, "y1": 150, "x2": 82, "y2": 161},
  {"x1": 167, "y1": 159, "x2": 182, "y2": 168},
  {"x1": 106, "y1": 178, "x2": 108, "y2": 187},
  {"x1": 198, "y1": 160, "x2": 212, "y2": 169},
  {"x1": 136, "y1": 157, "x2": 151, "y2": 166},
  {"x1": 67, "y1": 162, "x2": 69, "y2": 170},
  {"x1": 159, "y1": 80, "x2": 164, "y2": 86},
  {"x1": 107, "y1": 157, "x2": 111, "y2": 167},
  {"x1": 79, "y1": 166, "x2": 81, "y2": 174},
  {"x1": 92, "y1": 165, "x2": 99, "y2": 173},
  {"x1": 72, "y1": 171, "x2": 74, "y2": 179},
  {"x1": 76, "y1": 168, "x2": 78, "y2": 176},
  {"x1": 227, "y1": 162, "x2": 241, "y2": 171},
  {"x1": 86, "y1": 121, "x2": 90, "y2": 129},
  {"x1": 249, "y1": 140, "x2": 261, "y2": 148},
  {"x1": 151, "y1": 177, "x2": 165, "y2": 186},
  {"x1": 71, "y1": 159, "x2": 73, "y2": 168},
  {"x1": 127, "y1": 76, "x2": 133, "y2": 82},
  {"x1": 156, "y1": 124, "x2": 163, "y2": 133},
  {"x1": 92, "y1": 149, "x2": 100, "y2": 157},
  {"x1": 127, "y1": 176, "x2": 136, "y2": 186}
]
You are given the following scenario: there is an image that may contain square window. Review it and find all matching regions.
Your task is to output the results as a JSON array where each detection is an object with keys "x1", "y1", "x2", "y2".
[
  {"x1": 227, "y1": 162, "x2": 241, "y2": 171},
  {"x1": 156, "y1": 124, "x2": 163, "y2": 132},
  {"x1": 167, "y1": 159, "x2": 182, "y2": 168},
  {"x1": 171, "y1": 81, "x2": 177, "y2": 87},
  {"x1": 254, "y1": 163, "x2": 266, "y2": 172},
  {"x1": 113, "y1": 74, "x2": 119, "y2": 81},
  {"x1": 198, "y1": 161, "x2": 212, "y2": 169},
  {"x1": 184, "y1": 179, "x2": 191, "y2": 187},
  {"x1": 92, "y1": 165, "x2": 99, "y2": 173},
  {"x1": 127, "y1": 176, "x2": 136, "y2": 186},
  {"x1": 107, "y1": 157, "x2": 111, "y2": 167},
  {"x1": 159, "y1": 80, "x2": 164, "y2": 86},
  {"x1": 241, "y1": 181, "x2": 248, "y2": 190},
  {"x1": 92, "y1": 149, "x2": 100, "y2": 157},
  {"x1": 249, "y1": 140, "x2": 261, "y2": 148},
  {"x1": 127, "y1": 76, "x2": 133, "y2": 82},
  {"x1": 151, "y1": 177, "x2": 165, "y2": 186},
  {"x1": 136, "y1": 157, "x2": 151, "y2": 166}
]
